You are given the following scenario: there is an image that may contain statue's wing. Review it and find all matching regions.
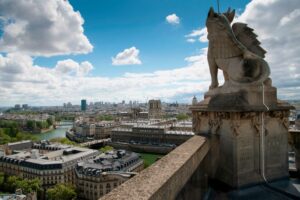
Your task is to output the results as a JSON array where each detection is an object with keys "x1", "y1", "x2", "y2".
[{"x1": 232, "y1": 22, "x2": 266, "y2": 58}]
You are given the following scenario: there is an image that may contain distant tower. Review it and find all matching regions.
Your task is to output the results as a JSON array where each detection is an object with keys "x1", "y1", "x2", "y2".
[
  {"x1": 14, "y1": 104, "x2": 21, "y2": 110},
  {"x1": 148, "y1": 99, "x2": 162, "y2": 119},
  {"x1": 81, "y1": 99, "x2": 87, "y2": 111},
  {"x1": 192, "y1": 96, "x2": 198, "y2": 105}
]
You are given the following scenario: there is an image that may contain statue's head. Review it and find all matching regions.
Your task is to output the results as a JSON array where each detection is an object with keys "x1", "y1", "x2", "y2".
[{"x1": 206, "y1": 7, "x2": 235, "y2": 34}]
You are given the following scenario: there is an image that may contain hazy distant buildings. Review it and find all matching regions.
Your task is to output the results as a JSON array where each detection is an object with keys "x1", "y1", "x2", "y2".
[
  {"x1": 192, "y1": 96, "x2": 198, "y2": 105},
  {"x1": 22, "y1": 104, "x2": 29, "y2": 109},
  {"x1": 81, "y1": 99, "x2": 87, "y2": 111},
  {"x1": 67, "y1": 117, "x2": 120, "y2": 142},
  {"x1": 148, "y1": 99, "x2": 162, "y2": 119}
]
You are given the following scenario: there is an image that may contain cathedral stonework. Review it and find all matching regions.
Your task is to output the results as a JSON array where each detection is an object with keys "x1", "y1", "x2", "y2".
[{"x1": 190, "y1": 7, "x2": 292, "y2": 187}]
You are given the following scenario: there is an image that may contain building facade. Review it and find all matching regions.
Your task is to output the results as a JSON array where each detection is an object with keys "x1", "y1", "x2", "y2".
[
  {"x1": 75, "y1": 150, "x2": 143, "y2": 200},
  {"x1": 81, "y1": 99, "x2": 87, "y2": 111},
  {"x1": 111, "y1": 125, "x2": 193, "y2": 147},
  {"x1": 148, "y1": 100, "x2": 163, "y2": 119},
  {"x1": 0, "y1": 140, "x2": 98, "y2": 189}
]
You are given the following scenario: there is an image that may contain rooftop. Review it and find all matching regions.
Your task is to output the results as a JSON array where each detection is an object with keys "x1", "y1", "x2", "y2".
[
  {"x1": 76, "y1": 149, "x2": 142, "y2": 177},
  {"x1": 0, "y1": 140, "x2": 98, "y2": 168}
]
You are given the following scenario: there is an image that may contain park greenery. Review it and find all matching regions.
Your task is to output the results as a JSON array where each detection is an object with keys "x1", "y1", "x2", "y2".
[
  {"x1": 26, "y1": 119, "x2": 53, "y2": 130},
  {"x1": 46, "y1": 183, "x2": 77, "y2": 200},
  {"x1": 0, "y1": 122, "x2": 38, "y2": 144},
  {"x1": 54, "y1": 114, "x2": 76, "y2": 122},
  {"x1": 96, "y1": 114, "x2": 115, "y2": 121},
  {"x1": 0, "y1": 174, "x2": 75, "y2": 199},
  {"x1": 100, "y1": 145, "x2": 114, "y2": 152},
  {"x1": 49, "y1": 137, "x2": 77, "y2": 146},
  {"x1": 140, "y1": 153, "x2": 163, "y2": 168},
  {"x1": 0, "y1": 173, "x2": 42, "y2": 196},
  {"x1": 176, "y1": 113, "x2": 190, "y2": 121},
  {"x1": 0, "y1": 118, "x2": 55, "y2": 144}
]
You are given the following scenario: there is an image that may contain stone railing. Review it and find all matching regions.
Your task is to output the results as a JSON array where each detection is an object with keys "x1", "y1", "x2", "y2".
[{"x1": 101, "y1": 135, "x2": 210, "y2": 200}]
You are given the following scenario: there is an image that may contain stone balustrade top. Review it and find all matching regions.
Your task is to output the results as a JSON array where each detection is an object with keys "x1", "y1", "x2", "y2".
[{"x1": 100, "y1": 135, "x2": 209, "y2": 200}]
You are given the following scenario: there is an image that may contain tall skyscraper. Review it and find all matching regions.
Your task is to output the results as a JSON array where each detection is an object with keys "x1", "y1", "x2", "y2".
[{"x1": 81, "y1": 99, "x2": 87, "y2": 111}]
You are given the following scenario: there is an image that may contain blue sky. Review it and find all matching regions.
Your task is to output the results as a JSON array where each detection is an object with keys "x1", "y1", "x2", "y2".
[
  {"x1": 35, "y1": 0, "x2": 250, "y2": 77},
  {"x1": 0, "y1": 0, "x2": 299, "y2": 106}
]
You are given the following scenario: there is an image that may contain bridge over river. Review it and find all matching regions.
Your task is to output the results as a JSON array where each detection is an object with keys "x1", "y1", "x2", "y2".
[{"x1": 79, "y1": 138, "x2": 111, "y2": 148}]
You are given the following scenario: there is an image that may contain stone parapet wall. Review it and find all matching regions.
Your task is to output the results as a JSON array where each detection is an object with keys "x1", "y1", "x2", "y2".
[{"x1": 101, "y1": 136, "x2": 210, "y2": 200}]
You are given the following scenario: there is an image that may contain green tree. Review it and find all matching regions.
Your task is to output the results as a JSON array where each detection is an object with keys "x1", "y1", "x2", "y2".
[
  {"x1": 100, "y1": 145, "x2": 114, "y2": 153},
  {"x1": 54, "y1": 115, "x2": 62, "y2": 122},
  {"x1": 0, "y1": 130, "x2": 12, "y2": 144},
  {"x1": 47, "y1": 118, "x2": 54, "y2": 126},
  {"x1": 0, "y1": 120, "x2": 19, "y2": 137},
  {"x1": 36, "y1": 121, "x2": 49, "y2": 129},
  {"x1": 176, "y1": 113, "x2": 189, "y2": 121},
  {"x1": 50, "y1": 137, "x2": 77, "y2": 145},
  {"x1": 46, "y1": 184, "x2": 76, "y2": 200},
  {"x1": 15, "y1": 132, "x2": 37, "y2": 142},
  {"x1": 5, "y1": 176, "x2": 41, "y2": 194},
  {"x1": 0, "y1": 172, "x2": 4, "y2": 189},
  {"x1": 97, "y1": 115, "x2": 114, "y2": 121},
  {"x1": 26, "y1": 120, "x2": 36, "y2": 130},
  {"x1": 16, "y1": 178, "x2": 42, "y2": 194}
]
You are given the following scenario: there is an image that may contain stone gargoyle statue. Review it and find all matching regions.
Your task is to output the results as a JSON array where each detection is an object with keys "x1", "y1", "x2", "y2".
[{"x1": 206, "y1": 7, "x2": 271, "y2": 91}]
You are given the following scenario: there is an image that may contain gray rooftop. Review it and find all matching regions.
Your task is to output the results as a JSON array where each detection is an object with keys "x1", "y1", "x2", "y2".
[{"x1": 76, "y1": 150, "x2": 142, "y2": 177}]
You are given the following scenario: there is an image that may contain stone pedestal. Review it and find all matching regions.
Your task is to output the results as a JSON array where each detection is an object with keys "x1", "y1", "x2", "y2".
[
  {"x1": 190, "y1": 97, "x2": 291, "y2": 188},
  {"x1": 289, "y1": 130, "x2": 300, "y2": 175}
]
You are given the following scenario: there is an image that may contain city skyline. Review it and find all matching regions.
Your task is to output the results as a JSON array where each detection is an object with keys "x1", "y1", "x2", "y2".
[{"x1": 0, "y1": 0, "x2": 299, "y2": 106}]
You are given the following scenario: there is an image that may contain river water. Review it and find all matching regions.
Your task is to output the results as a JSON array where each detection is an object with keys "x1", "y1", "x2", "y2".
[{"x1": 36, "y1": 121, "x2": 73, "y2": 140}]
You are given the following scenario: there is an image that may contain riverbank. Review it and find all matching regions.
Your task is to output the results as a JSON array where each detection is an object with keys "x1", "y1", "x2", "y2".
[
  {"x1": 40, "y1": 125, "x2": 54, "y2": 133},
  {"x1": 36, "y1": 121, "x2": 73, "y2": 140}
]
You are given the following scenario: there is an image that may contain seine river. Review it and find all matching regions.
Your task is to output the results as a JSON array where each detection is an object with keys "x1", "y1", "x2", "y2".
[{"x1": 36, "y1": 121, "x2": 73, "y2": 140}]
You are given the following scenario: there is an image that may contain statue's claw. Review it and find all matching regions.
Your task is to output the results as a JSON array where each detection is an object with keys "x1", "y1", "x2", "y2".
[{"x1": 209, "y1": 82, "x2": 219, "y2": 90}]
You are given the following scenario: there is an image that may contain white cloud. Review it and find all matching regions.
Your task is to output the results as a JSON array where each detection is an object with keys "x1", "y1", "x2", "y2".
[
  {"x1": 54, "y1": 59, "x2": 93, "y2": 76},
  {"x1": 236, "y1": 0, "x2": 300, "y2": 99},
  {"x1": 0, "y1": 0, "x2": 93, "y2": 56},
  {"x1": 185, "y1": 27, "x2": 208, "y2": 43},
  {"x1": 112, "y1": 47, "x2": 142, "y2": 66},
  {"x1": 77, "y1": 61, "x2": 94, "y2": 77},
  {"x1": 0, "y1": 50, "x2": 210, "y2": 106},
  {"x1": 166, "y1": 14, "x2": 180, "y2": 25},
  {"x1": 280, "y1": 9, "x2": 300, "y2": 26},
  {"x1": 1, "y1": 0, "x2": 299, "y2": 106},
  {"x1": 186, "y1": 38, "x2": 196, "y2": 43}
]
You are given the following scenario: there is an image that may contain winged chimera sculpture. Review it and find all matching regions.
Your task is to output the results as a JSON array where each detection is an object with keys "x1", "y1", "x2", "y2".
[{"x1": 206, "y1": 7, "x2": 271, "y2": 91}]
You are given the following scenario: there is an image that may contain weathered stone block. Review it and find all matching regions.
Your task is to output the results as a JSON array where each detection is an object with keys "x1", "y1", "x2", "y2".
[{"x1": 190, "y1": 100, "x2": 290, "y2": 188}]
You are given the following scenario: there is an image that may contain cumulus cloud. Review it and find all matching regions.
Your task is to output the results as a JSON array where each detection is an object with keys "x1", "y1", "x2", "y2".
[
  {"x1": 184, "y1": 0, "x2": 300, "y2": 99},
  {"x1": 0, "y1": 0, "x2": 93, "y2": 56},
  {"x1": 54, "y1": 59, "x2": 93, "y2": 76},
  {"x1": 236, "y1": 0, "x2": 300, "y2": 99},
  {"x1": 1, "y1": 0, "x2": 299, "y2": 105},
  {"x1": 112, "y1": 47, "x2": 142, "y2": 66},
  {"x1": 185, "y1": 27, "x2": 208, "y2": 43},
  {"x1": 0, "y1": 50, "x2": 210, "y2": 105},
  {"x1": 166, "y1": 14, "x2": 180, "y2": 25}
]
